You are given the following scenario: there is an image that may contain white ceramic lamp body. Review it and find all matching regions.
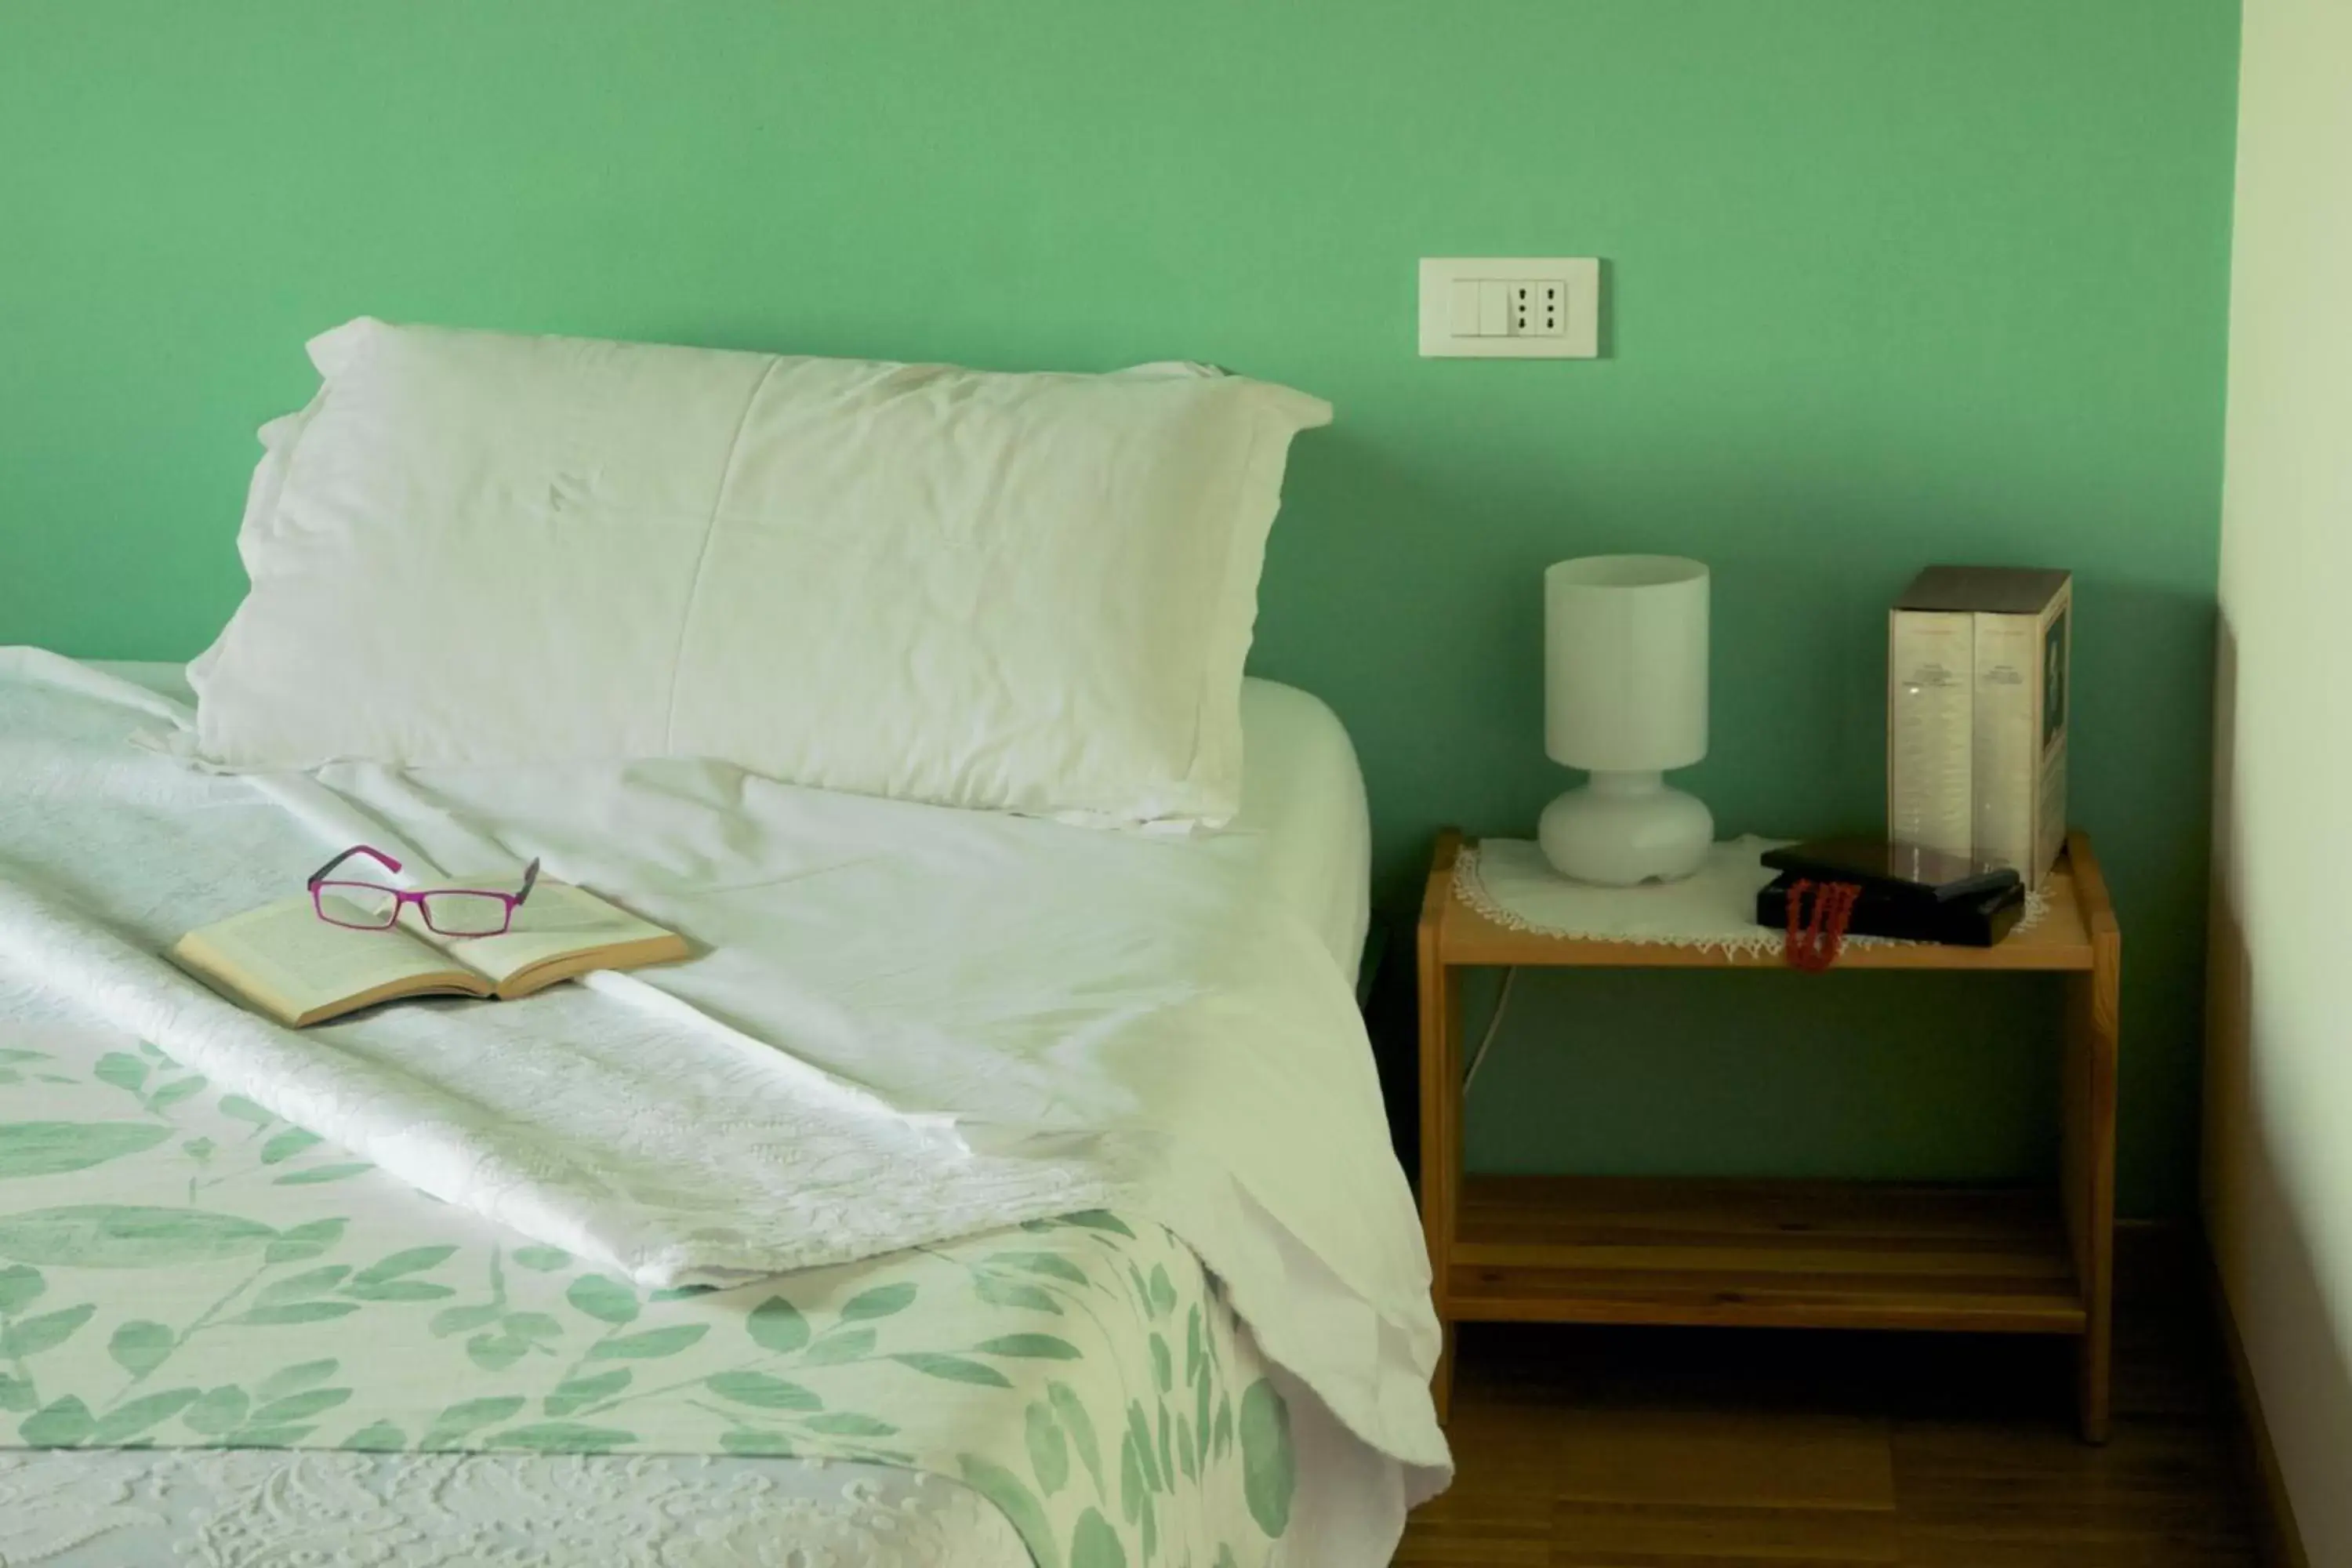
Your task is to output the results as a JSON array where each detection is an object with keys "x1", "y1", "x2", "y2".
[{"x1": 1540, "y1": 555, "x2": 1713, "y2": 885}]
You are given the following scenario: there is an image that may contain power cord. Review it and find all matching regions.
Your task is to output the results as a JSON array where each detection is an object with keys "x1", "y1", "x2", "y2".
[{"x1": 1461, "y1": 965, "x2": 1517, "y2": 1094}]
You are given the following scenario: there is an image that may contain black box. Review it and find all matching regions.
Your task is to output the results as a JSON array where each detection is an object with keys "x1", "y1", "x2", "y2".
[{"x1": 1755, "y1": 837, "x2": 2027, "y2": 948}]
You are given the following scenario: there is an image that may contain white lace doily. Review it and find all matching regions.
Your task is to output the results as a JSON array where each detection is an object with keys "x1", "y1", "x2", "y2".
[{"x1": 1456, "y1": 837, "x2": 2045, "y2": 960}]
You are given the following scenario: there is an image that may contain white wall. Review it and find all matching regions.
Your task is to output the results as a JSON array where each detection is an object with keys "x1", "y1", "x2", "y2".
[{"x1": 2208, "y1": 0, "x2": 2352, "y2": 1559}]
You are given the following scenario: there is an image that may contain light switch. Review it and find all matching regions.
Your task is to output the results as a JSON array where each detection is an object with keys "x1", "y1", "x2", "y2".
[
  {"x1": 1477, "y1": 281, "x2": 1508, "y2": 337},
  {"x1": 1418, "y1": 257, "x2": 1600, "y2": 358},
  {"x1": 1450, "y1": 279, "x2": 1480, "y2": 337}
]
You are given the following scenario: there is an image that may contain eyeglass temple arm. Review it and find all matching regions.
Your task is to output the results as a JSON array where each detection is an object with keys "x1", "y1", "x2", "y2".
[
  {"x1": 517, "y1": 858, "x2": 541, "y2": 906},
  {"x1": 307, "y1": 844, "x2": 403, "y2": 888}
]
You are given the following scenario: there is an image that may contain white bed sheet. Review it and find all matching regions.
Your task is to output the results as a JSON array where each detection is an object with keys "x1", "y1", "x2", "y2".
[
  {"x1": 1210, "y1": 678, "x2": 1375, "y2": 982},
  {"x1": 5, "y1": 660, "x2": 1406, "y2": 1568},
  {"x1": 100, "y1": 662, "x2": 1375, "y2": 979}
]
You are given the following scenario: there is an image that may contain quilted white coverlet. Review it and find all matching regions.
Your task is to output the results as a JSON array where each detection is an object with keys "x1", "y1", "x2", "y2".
[{"x1": 0, "y1": 654, "x2": 1446, "y2": 1504}]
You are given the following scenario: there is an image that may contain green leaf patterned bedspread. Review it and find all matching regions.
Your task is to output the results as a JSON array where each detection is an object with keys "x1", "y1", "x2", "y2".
[{"x1": 0, "y1": 1029, "x2": 1295, "y2": 1568}]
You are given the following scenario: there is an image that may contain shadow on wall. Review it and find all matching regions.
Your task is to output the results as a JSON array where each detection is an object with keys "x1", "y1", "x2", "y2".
[
  {"x1": 2205, "y1": 612, "x2": 2352, "y2": 1567},
  {"x1": 1276, "y1": 421, "x2": 2219, "y2": 1217},
  {"x1": 1272, "y1": 423, "x2": 2220, "y2": 905}
]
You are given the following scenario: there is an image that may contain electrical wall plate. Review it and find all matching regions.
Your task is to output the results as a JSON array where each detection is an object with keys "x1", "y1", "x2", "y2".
[{"x1": 1418, "y1": 257, "x2": 1600, "y2": 358}]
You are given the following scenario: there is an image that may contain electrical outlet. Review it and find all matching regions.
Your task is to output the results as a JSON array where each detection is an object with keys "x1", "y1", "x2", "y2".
[
  {"x1": 1509, "y1": 281, "x2": 1537, "y2": 336},
  {"x1": 1418, "y1": 258, "x2": 1599, "y2": 358},
  {"x1": 1536, "y1": 280, "x2": 1565, "y2": 337},
  {"x1": 1507, "y1": 280, "x2": 1567, "y2": 338}
]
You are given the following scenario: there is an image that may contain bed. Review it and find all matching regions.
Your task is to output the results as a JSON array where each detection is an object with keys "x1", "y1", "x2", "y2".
[{"x1": 0, "y1": 655, "x2": 1442, "y2": 1567}]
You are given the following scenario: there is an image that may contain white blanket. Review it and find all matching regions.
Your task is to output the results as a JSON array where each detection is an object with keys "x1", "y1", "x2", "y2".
[{"x1": 0, "y1": 651, "x2": 1446, "y2": 1495}]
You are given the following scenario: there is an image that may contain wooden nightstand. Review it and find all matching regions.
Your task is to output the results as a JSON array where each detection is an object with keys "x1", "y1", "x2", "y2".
[{"x1": 1416, "y1": 829, "x2": 2121, "y2": 1441}]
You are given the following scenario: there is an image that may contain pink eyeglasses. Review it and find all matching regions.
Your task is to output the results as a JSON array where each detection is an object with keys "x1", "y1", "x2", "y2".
[{"x1": 307, "y1": 845, "x2": 541, "y2": 938}]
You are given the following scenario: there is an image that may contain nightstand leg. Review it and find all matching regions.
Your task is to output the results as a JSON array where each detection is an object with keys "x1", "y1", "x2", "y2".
[
  {"x1": 1416, "y1": 880, "x2": 1461, "y2": 1427},
  {"x1": 2076, "y1": 1334, "x2": 2109, "y2": 1444},
  {"x1": 2062, "y1": 944, "x2": 2119, "y2": 1443}
]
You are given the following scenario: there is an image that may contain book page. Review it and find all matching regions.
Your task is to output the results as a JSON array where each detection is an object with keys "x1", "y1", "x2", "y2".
[
  {"x1": 1887, "y1": 610, "x2": 1975, "y2": 858},
  {"x1": 172, "y1": 894, "x2": 476, "y2": 1023},
  {"x1": 1970, "y1": 612, "x2": 2038, "y2": 878},
  {"x1": 413, "y1": 880, "x2": 681, "y2": 988}
]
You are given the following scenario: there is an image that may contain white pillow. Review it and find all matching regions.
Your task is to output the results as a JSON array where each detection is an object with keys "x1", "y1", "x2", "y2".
[{"x1": 190, "y1": 319, "x2": 1330, "y2": 825}]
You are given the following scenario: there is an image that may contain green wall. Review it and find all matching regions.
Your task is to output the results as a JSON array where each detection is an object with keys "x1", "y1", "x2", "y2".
[{"x1": 0, "y1": 2, "x2": 2240, "y2": 1213}]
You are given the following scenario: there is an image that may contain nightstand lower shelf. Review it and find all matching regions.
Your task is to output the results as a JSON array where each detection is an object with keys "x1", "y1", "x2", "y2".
[{"x1": 1448, "y1": 1175, "x2": 2085, "y2": 1334}]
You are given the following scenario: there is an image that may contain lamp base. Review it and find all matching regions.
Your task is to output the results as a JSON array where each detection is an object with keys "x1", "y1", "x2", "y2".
[{"x1": 1539, "y1": 771, "x2": 1714, "y2": 886}]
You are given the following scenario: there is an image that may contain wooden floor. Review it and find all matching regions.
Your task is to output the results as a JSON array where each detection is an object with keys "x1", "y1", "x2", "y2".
[{"x1": 1398, "y1": 1241, "x2": 2264, "y2": 1566}]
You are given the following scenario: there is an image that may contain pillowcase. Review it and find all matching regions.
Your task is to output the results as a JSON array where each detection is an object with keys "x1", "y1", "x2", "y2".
[{"x1": 190, "y1": 318, "x2": 1330, "y2": 825}]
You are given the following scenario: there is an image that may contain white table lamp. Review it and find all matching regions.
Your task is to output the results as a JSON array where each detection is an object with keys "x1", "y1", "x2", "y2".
[{"x1": 1540, "y1": 555, "x2": 1713, "y2": 884}]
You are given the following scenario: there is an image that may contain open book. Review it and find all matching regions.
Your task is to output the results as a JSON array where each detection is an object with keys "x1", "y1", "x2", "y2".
[{"x1": 168, "y1": 880, "x2": 690, "y2": 1028}]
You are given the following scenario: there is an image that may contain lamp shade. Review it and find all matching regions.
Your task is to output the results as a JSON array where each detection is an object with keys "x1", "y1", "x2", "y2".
[{"x1": 1544, "y1": 555, "x2": 1709, "y2": 771}]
